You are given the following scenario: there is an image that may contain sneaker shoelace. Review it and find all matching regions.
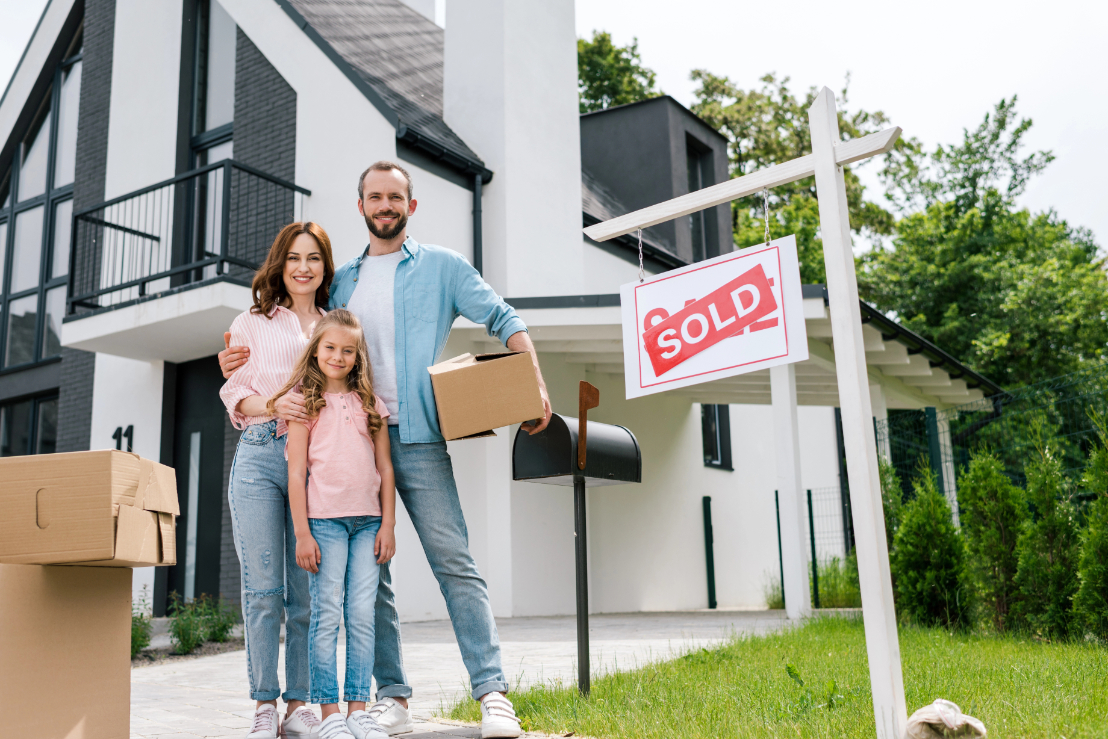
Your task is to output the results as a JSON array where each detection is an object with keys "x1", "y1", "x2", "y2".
[
  {"x1": 290, "y1": 708, "x2": 321, "y2": 728},
  {"x1": 251, "y1": 707, "x2": 277, "y2": 733},
  {"x1": 482, "y1": 694, "x2": 521, "y2": 723}
]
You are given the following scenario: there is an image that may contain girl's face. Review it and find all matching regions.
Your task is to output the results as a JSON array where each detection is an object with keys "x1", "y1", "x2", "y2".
[
  {"x1": 283, "y1": 233, "x2": 325, "y2": 300},
  {"x1": 315, "y1": 327, "x2": 360, "y2": 382}
]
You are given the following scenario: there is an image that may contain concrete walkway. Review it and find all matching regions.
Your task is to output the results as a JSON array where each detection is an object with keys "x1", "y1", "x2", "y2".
[{"x1": 131, "y1": 609, "x2": 788, "y2": 738}]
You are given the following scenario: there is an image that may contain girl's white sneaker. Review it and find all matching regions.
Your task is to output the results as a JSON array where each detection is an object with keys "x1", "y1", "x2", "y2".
[
  {"x1": 346, "y1": 710, "x2": 388, "y2": 739},
  {"x1": 283, "y1": 706, "x2": 322, "y2": 738},
  {"x1": 366, "y1": 698, "x2": 414, "y2": 735},
  {"x1": 479, "y1": 693, "x2": 522, "y2": 738},
  {"x1": 318, "y1": 713, "x2": 356, "y2": 739},
  {"x1": 246, "y1": 704, "x2": 279, "y2": 739}
]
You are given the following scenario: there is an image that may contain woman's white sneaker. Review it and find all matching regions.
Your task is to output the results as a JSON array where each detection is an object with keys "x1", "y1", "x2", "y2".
[
  {"x1": 346, "y1": 710, "x2": 389, "y2": 739},
  {"x1": 479, "y1": 693, "x2": 522, "y2": 739},
  {"x1": 366, "y1": 698, "x2": 414, "y2": 735},
  {"x1": 246, "y1": 704, "x2": 279, "y2": 739},
  {"x1": 318, "y1": 713, "x2": 356, "y2": 739},
  {"x1": 283, "y1": 706, "x2": 322, "y2": 738}
]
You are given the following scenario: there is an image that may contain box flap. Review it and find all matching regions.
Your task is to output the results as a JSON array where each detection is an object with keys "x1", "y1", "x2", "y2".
[
  {"x1": 113, "y1": 505, "x2": 158, "y2": 564},
  {"x1": 158, "y1": 512, "x2": 177, "y2": 566},
  {"x1": 108, "y1": 451, "x2": 142, "y2": 506},
  {"x1": 427, "y1": 352, "x2": 476, "y2": 375},
  {"x1": 474, "y1": 351, "x2": 527, "y2": 361},
  {"x1": 135, "y1": 458, "x2": 181, "y2": 516}
]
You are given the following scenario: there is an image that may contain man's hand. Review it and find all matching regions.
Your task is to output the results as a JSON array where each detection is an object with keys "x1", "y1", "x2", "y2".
[
  {"x1": 295, "y1": 532, "x2": 321, "y2": 573},
  {"x1": 520, "y1": 387, "x2": 552, "y2": 435},
  {"x1": 506, "y1": 330, "x2": 553, "y2": 435},
  {"x1": 274, "y1": 392, "x2": 309, "y2": 423},
  {"x1": 219, "y1": 332, "x2": 250, "y2": 379}
]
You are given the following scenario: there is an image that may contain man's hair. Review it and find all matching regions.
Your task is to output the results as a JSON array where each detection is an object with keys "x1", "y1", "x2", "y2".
[{"x1": 358, "y1": 161, "x2": 413, "y2": 201}]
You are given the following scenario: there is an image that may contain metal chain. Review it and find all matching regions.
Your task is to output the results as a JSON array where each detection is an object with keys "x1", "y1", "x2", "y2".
[
  {"x1": 637, "y1": 229, "x2": 645, "y2": 283},
  {"x1": 763, "y1": 187, "x2": 771, "y2": 246}
]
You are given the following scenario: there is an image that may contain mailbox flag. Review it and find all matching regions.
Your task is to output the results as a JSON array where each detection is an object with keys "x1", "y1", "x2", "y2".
[{"x1": 620, "y1": 235, "x2": 809, "y2": 399}]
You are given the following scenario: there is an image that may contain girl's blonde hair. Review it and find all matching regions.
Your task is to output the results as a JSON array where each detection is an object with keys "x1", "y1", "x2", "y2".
[{"x1": 267, "y1": 310, "x2": 384, "y2": 434}]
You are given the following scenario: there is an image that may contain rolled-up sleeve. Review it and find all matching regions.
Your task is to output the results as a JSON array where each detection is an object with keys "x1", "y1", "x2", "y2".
[
  {"x1": 219, "y1": 315, "x2": 259, "y2": 430},
  {"x1": 453, "y1": 258, "x2": 527, "y2": 345}
]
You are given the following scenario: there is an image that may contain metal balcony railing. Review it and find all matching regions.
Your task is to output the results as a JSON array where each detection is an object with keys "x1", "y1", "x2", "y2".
[{"x1": 67, "y1": 160, "x2": 310, "y2": 314}]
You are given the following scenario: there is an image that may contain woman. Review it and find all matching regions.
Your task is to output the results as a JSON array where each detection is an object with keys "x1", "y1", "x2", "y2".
[{"x1": 219, "y1": 222, "x2": 334, "y2": 739}]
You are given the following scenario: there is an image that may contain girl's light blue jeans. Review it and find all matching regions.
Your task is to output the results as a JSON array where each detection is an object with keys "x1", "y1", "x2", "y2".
[
  {"x1": 307, "y1": 516, "x2": 382, "y2": 704},
  {"x1": 227, "y1": 420, "x2": 310, "y2": 702}
]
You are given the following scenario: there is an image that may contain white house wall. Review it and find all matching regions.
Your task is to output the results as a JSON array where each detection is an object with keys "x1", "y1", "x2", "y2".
[
  {"x1": 581, "y1": 240, "x2": 651, "y2": 293},
  {"x1": 403, "y1": 161, "x2": 474, "y2": 264}
]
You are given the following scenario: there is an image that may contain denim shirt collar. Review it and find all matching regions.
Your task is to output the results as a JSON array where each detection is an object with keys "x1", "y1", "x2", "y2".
[{"x1": 355, "y1": 235, "x2": 419, "y2": 269}]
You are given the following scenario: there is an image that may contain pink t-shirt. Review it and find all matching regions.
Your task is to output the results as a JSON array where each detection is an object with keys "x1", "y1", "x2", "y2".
[{"x1": 304, "y1": 392, "x2": 389, "y2": 519}]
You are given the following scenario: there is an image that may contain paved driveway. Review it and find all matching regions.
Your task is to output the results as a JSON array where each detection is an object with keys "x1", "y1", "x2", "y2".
[{"x1": 130, "y1": 609, "x2": 788, "y2": 738}]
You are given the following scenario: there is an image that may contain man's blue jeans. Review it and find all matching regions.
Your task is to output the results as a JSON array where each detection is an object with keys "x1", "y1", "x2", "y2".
[
  {"x1": 308, "y1": 516, "x2": 382, "y2": 704},
  {"x1": 372, "y1": 427, "x2": 508, "y2": 700},
  {"x1": 227, "y1": 421, "x2": 310, "y2": 702}
]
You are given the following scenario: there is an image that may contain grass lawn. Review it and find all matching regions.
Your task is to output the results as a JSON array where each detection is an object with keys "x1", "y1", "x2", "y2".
[{"x1": 449, "y1": 616, "x2": 1107, "y2": 738}]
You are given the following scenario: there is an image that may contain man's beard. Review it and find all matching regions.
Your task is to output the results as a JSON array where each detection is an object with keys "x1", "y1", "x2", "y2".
[{"x1": 365, "y1": 209, "x2": 408, "y2": 240}]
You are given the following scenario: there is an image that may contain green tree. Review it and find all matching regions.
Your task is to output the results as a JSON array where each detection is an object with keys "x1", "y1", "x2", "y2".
[
  {"x1": 958, "y1": 450, "x2": 1026, "y2": 632},
  {"x1": 689, "y1": 73, "x2": 896, "y2": 283},
  {"x1": 1010, "y1": 442, "x2": 1081, "y2": 639},
  {"x1": 862, "y1": 99, "x2": 1108, "y2": 387},
  {"x1": 1075, "y1": 413, "x2": 1108, "y2": 639},
  {"x1": 577, "y1": 31, "x2": 660, "y2": 114},
  {"x1": 890, "y1": 464, "x2": 973, "y2": 628}
]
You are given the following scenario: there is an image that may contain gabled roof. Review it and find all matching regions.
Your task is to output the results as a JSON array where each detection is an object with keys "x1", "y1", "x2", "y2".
[{"x1": 277, "y1": 0, "x2": 491, "y2": 182}]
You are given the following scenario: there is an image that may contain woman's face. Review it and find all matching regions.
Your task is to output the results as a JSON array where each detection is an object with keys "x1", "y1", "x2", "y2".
[{"x1": 283, "y1": 233, "x2": 324, "y2": 301}]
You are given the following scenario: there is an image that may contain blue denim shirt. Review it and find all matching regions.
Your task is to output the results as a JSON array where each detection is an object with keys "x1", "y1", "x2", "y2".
[{"x1": 329, "y1": 236, "x2": 527, "y2": 444}]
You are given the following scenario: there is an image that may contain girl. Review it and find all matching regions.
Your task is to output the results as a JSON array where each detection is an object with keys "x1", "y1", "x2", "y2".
[
  {"x1": 271, "y1": 310, "x2": 397, "y2": 739},
  {"x1": 219, "y1": 222, "x2": 334, "y2": 739}
]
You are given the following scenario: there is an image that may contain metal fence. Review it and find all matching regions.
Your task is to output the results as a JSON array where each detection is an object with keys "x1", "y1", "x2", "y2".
[
  {"x1": 68, "y1": 159, "x2": 309, "y2": 314},
  {"x1": 875, "y1": 362, "x2": 1108, "y2": 510}
]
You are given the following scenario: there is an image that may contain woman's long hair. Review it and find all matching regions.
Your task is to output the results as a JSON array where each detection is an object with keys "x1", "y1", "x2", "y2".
[
  {"x1": 251, "y1": 222, "x2": 335, "y2": 318},
  {"x1": 266, "y1": 310, "x2": 384, "y2": 435}
]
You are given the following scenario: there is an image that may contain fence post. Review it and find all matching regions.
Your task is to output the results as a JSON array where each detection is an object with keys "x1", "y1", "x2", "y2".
[
  {"x1": 925, "y1": 407, "x2": 945, "y2": 493},
  {"x1": 219, "y1": 161, "x2": 232, "y2": 275},
  {"x1": 807, "y1": 489, "x2": 820, "y2": 609},
  {"x1": 835, "y1": 408, "x2": 854, "y2": 554},
  {"x1": 702, "y1": 496, "x2": 717, "y2": 609},
  {"x1": 775, "y1": 491, "x2": 785, "y2": 610}
]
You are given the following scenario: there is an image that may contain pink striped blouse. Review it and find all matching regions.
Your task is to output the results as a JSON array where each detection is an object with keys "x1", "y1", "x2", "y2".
[{"x1": 219, "y1": 305, "x2": 326, "y2": 435}]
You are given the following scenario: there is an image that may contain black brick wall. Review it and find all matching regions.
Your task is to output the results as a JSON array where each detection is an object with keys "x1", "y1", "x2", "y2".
[{"x1": 57, "y1": 0, "x2": 116, "y2": 453}]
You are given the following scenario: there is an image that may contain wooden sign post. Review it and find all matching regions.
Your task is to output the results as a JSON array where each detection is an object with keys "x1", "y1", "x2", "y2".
[{"x1": 584, "y1": 87, "x2": 908, "y2": 739}]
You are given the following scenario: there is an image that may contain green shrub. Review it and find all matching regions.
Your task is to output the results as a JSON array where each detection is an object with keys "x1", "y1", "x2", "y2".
[
  {"x1": 958, "y1": 450, "x2": 1026, "y2": 631},
  {"x1": 198, "y1": 594, "x2": 237, "y2": 643},
  {"x1": 168, "y1": 593, "x2": 206, "y2": 655},
  {"x1": 879, "y1": 459, "x2": 903, "y2": 551},
  {"x1": 890, "y1": 465, "x2": 973, "y2": 628},
  {"x1": 131, "y1": 586, "x2": 153, "y2": 658},
  {"x1": 1010, "y1": 445, "x2": 1081, "y2": 639},
  {"x1": 1074, "y1": 415, "x2": 1108, "y2": 640}
]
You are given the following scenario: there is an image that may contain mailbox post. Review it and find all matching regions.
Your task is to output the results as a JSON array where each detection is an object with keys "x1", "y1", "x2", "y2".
[{"x1": 512, "y1": 382, "x2": 641, "y2": 696}]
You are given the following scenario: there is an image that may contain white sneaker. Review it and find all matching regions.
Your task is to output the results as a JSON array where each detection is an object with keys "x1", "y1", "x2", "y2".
[
  {"x1": 246, "y1": 704, "x2": 279, "y2": 739},
  {"x1": 366, "y1": 698, "x2": 414, "y2": 736},
  {"x1": 318, "y1": 713, "x2": 356, "y2": 739},
  {"x1": 346, "y1": 710, "x2": 388, "y2": 739},
  {"x1": 283, "y1": 706, "x2": 322, "y2": 738},
  {"x1": 480, "y1": 693, "x2": 522, "y2": 738}
]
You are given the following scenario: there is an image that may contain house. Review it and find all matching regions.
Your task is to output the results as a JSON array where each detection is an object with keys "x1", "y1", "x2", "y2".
[{"x1": 0, "y1": 0, "x2": 999, "y2": 620}]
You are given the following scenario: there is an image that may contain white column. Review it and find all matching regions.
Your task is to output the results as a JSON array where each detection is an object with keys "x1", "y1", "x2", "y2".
[
  {"x1": 771, "y1": 363, "x2": 811, "y2": 619},
  {"x1": 809, "y1": 88, "x2": 907, "y2": 739}
]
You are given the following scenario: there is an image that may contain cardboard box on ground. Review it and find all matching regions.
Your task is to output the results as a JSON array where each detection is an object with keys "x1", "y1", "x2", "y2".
[
  {"x1": 428, "y1": 351, "x2": 545, "y2": 440},
  {"x1": 0, "y1": 450, "x2": 180, "y2": 566}
]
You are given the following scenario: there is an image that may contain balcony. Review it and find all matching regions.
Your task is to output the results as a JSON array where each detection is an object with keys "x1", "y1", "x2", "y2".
[{"x1": 60, "y1": 160, "x2": 309, "y2": 362}]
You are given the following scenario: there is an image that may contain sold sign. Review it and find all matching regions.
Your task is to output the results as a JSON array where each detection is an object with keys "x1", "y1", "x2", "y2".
[{"x1": 619, "y1": 236, "x2": 808, "y2": 399}]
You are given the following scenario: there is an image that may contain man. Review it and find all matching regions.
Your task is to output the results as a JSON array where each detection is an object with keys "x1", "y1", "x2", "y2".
[{"x1": 220, "y1": 161, "x2": 549, "y2": 738}]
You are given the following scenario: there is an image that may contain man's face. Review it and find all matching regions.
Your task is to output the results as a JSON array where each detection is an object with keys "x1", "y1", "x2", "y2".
[{"x1": 359, "y1": 169, "x2": 416, "y2": 240}]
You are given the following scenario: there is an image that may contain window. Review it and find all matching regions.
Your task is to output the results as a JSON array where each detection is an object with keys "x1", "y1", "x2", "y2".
[
  {"x1": 686, "y1": 136, "x2": 717, "y2": 262},
  {"x1": 0, "y1": 33, "x2": 81, "y2": 371},
  {"x1": 687, "y1": 146, "x2": 705, "y2": 262},
  {"x1": 0, "y1": 395, "x2": 57, "y2": 457},
  {"x1": 702, "y1": 404, "x2": 733, "y2": 470}
]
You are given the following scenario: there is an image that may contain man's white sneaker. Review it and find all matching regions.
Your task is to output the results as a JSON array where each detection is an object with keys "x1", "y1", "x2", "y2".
[
  {"x1": 246, "y1": 704, "x2": 279, "y2": 739},
  {"x1": 346, "y1": 710, "x2": 388, "y2": 739},
  {"x1": 479, "y1": 693, "x2": 522, "y2": 739},
  {"x1": 318, "y1": 713, "x2": 355, "y2": 739},
  {"x1": 366, "y1": 698, "x2": 414, "y2": 736},
  {"x1": 283, "y1": 706, "x2": 322, "y2": 738}
]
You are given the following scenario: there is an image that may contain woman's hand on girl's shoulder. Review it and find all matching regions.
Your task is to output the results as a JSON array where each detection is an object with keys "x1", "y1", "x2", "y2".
[
  {"x1": 274, "y1": 391, "x2": 309, "y2": 422},
  {"x1": 375, "y1": 523, "x2": 396, "y2": 564},
  {"x1": 296, "y1": 531, "x2": 321, "y2": 573}
]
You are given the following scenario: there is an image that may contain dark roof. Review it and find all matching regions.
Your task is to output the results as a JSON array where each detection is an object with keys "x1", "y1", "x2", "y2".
[
  {"x1": 277, "y1": 0, "x2": 491, "y2": 181},
  {"x1": 582, "y1": 168, "x2": 683, "y2": 268}
]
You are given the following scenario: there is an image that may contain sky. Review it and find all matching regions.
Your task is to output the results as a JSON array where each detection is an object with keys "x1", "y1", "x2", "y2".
[{"x1": 3, "y1": 0, "x2": 1105, "y2": 247}]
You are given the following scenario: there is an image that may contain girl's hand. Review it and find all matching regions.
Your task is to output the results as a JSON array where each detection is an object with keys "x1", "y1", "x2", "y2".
[
  {"x1": 296, "y1": 533, "x2": 321, "y2": 573},
  {"x1": 375, "y1": 523, "x2": 396, "y2": 564}
]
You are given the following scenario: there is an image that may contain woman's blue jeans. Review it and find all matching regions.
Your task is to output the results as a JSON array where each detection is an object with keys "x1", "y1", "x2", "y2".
[
  {"x1": 227, "y1": 421, "x2": 310, "y2": 702},
  {"x1": 307, "y1": 516, "x2": 382, "y2": 704}
]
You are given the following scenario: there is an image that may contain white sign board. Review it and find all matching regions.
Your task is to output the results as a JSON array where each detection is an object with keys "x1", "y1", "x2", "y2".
[{"x1": 619, "y1": 235, "x2": 808, "y2": 399}]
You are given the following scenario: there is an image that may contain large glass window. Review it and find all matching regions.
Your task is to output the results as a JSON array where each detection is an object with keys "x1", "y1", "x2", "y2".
[
  {"x1": 701, "y1": 404, "x2": 733, "y2": 470},
  {"x1": 0, "y1": 35, "x2": 81, "y2": 371},
  {"x1": 0, "y1": 395, "x2": 57, "y2": 457}
]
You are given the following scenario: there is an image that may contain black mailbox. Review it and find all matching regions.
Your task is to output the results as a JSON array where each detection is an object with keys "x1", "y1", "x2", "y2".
[{"x1": 511, "y1": 383, "x2": 641, "y2": 697}]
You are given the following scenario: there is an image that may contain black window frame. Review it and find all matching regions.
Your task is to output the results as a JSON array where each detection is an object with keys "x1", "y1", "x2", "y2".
[
  {"x1": 0, "y1": 392, "x2": 59, "y2": 457},
  {"x1": 701, "y1": 403, "x2": 733, "y2": 471},
  {"x1": 0, "y1": 31, "x2": 83, "y2": 375}
]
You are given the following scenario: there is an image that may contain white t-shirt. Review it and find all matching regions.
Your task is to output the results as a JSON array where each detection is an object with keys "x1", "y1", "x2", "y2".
[{"x1": 347, "y1": 249, "x2": 404, "y2": 424}]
